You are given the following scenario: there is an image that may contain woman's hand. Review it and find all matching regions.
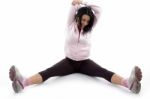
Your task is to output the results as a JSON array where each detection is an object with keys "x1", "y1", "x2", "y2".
[{"x1": 72, "y1": 0, "x2": 82, "y2": 5}]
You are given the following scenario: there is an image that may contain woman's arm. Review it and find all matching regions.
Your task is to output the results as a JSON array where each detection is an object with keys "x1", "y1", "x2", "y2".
[
  {"x1": 67, "y1": 0, "x2": 82, "y2": 26},
  {"x1": 82, "y1": 1, "x2": 101, "y2": 27}
]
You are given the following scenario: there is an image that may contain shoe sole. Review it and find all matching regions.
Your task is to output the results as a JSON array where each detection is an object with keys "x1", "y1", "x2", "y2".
[
  {"x1": 12, "y1": 79, "x2": 23, "y2": 93},
  {"x1": 130, "y1": 80, "x2": 141, "y2": 93},
  {"x1": 9, "y1": 65, "x2": 17, "y2": 81},
  {"x1": 9, "y1": 66, "x2": 24, "y2": 93},
  {"x1": 130, "y1": 66, "x2": 142, "y2": 94}
]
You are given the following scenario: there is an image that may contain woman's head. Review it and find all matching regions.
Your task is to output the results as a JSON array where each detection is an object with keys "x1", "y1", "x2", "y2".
[{"x1": 75, "y1": 6, "x2": 95, "y2": 34}]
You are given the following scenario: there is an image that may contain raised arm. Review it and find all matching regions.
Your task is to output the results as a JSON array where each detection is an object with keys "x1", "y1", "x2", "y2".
[
  {"x1": 67, "y1": 0, "x2": 82, "y2": 26},
  {"x1": 81, "y1": 1, "x2": 101, "y2": 27}
]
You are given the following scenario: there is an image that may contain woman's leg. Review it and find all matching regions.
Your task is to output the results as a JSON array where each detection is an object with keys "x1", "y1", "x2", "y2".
[
  {"x1": 79, "y1": 59, "x2": 114, "y2": 82},
  {"x1": 9, "y1": 57, "x2": 75, "y2": 93},
  {"x1": 111, "y1": 74, "x2": 124, "y2": 85},
  {"x1": 79, "y1": 59, "x2": 142, "y2": 93},
  {"x1": 38, "y1": 57, "x2": 74, "y2": 82},
  {"x1": 25, "y1": 74, "x2": 43, "y2": 85},
  {"x1": 23, "y1": 57, "x2": 75, "y2": 86},
  {"x1": 111, "y1": 66, "x2": 142, "y2": 93}
]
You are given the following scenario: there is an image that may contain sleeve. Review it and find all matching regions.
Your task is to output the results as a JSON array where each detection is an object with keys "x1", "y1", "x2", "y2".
[
  {"x1": 82, "y1": 1, "x2": 101, "y2": 27},
  {"x1": 67, "y1": 4, "x2": 81, "y2": 26}
]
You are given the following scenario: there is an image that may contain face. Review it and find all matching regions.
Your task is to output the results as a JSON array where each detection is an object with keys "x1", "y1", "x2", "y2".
[{"x1": 81, "y1": 14, "x2": 90, "y2": 29}]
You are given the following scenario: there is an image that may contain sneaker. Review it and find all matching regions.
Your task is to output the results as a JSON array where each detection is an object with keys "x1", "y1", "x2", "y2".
[
  {"x1": 129, "y1": 66, "x2": 142, "y2": 94},
  {"x1": 9, "y1": 65, "x2": 24, "y2": 93}
]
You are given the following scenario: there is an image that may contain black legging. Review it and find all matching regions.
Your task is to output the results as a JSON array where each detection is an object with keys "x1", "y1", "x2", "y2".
[{"x1": 39, "y1": 57, "x2": 115, "y2": 82}]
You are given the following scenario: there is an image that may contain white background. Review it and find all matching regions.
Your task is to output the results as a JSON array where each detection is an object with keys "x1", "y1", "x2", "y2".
[{"x1": 0, "y1": 0, "x2": 150, "y2": 99}]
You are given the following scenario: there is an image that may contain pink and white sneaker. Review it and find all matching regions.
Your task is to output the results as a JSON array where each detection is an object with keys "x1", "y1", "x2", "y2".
[
  {"x1": 128, "y1": 66, "x2": 142, "y2": 93},
  {"x1": 9, "y1": 65, "x2": 24, "y2": 93}
]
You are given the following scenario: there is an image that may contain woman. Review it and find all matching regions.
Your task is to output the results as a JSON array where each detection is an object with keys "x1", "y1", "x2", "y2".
[{"x1": 9, "y1": 0, "x2": 142, "y2": 94}]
